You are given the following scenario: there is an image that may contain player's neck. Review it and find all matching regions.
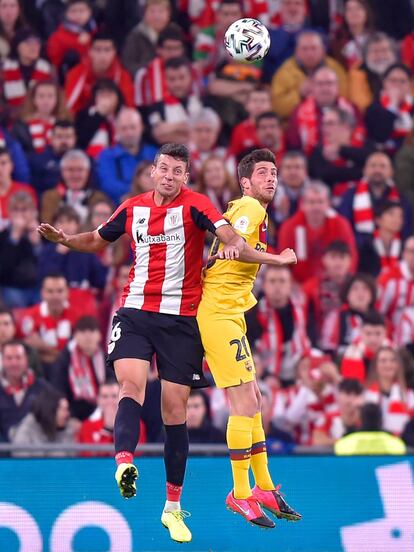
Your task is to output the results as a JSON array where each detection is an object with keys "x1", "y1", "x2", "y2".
[
  {"x1": 153, "y1": 190, "x2": 181, "y2": 206},
  {"x1": 244, "y1": 192, "x2": 269, "y2": 209}
]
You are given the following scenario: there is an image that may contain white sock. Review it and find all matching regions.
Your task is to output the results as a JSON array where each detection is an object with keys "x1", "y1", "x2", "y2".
[{"x1": 164, "y1": 500, "x2": 181, "y2": 512}]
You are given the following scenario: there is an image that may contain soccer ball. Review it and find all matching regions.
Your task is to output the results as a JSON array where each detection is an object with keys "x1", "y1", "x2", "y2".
[{"x1": 224, "y1": 18, "x2": 271, "y2": 62}]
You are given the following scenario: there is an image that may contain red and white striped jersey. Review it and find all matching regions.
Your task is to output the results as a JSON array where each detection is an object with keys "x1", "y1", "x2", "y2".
[
  {"x1": 377, "y1": 261, "x2": 414, "y2": 331},
  {"x1": 98, "y1": 187, "x2": 227, "y2": 316}
]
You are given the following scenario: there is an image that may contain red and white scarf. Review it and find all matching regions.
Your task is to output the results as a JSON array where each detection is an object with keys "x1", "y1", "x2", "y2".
[
  {"x1": 255, "y1": 297, "x2": 310, "y2": 377},
  {"x1": 373, "y1": 230, "x2": 402, "y2": 269},
  {"x1": 27, "y1": 118, "x2": 54, "y2": 153},
  {"x1": 381, "y1": 92, "x2": 414, "y2": 139},
  {"x1": 0, "y1": 368, "x2": 35, "y2": 406},
  {"x1": 68, "y1": 341, "x2": 106, "y2": 402},
  {"x1": 353, "y1": 179, "x2": 400, "y2": 234},
  {"x1": 341, "y1": 336, "x2": 392, "y2": 382},
  {"x1": 320, "y1": 305, "x2": 363, "y2": 352},
  {"x1": 365, "y1": 382, "x2": 414, "y2": 435},
  {"x1": 297, "y1": 96, "x2": 357, "y2": 156},
  {"x1": 2, "y1": 58, "x2": 52, "y2": 107}
]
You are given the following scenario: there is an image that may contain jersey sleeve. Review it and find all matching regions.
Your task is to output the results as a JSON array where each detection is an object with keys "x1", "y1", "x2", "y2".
[
  {"x1": 97, "y1": 201, "x2": 128, "y2": 242},
  {"x1": 229, "y1": 200, "x2": 266, "y2": 240},
  {"x1": 190, "y1": 193, "x2": 228, "y2": 233}
]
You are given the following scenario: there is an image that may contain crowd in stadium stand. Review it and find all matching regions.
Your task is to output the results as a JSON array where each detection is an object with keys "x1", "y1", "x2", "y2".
[{"x1": 2, "y1": 0, "x2": 414, "y2": 455}]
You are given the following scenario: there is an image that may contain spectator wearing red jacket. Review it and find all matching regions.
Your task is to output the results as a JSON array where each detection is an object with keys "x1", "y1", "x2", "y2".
[
  {"x1": 0, "y1": 147, "x2": 37, "y2": 231},
  {"x1": 47, "y1": 0, "x2": 97, "y2": 77},
  {"x1": 2, "y1": 27, "x2": 53, "y2": 110},
  {"x1": 277, "y1": 181, "x2": 358, "y2": 283},
  {"x1": 65, "y1": 31, "x2": 134, "y2": 114}
]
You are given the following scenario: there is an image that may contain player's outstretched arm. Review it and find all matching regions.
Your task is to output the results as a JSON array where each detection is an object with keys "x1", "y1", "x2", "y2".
[
  {"x1": 37, "y1": 223, "x2": 108, "y2": 253},
  {"x1": 211, "y1": 244, "x2": 297, "y2": 266}
]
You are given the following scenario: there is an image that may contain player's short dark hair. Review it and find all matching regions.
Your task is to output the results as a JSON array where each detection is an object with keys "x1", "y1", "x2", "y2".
[
  {"x1": 165, "y1": 56, "x2": 191, "y2": 71},
  {"x1": 361, "y1": 310, "x2": 386, "y2": 327},
  {"x1": 53, "y1": 119, "x2": 75, "y2": 131},
  {"x1": 340, "y1": 272, "x2": 377, "y2": 306},
  {"x1": 157, "y1": 24, "x2": 186, "y2": 47},
  {"x1": 0, "y1": 147, "x2": 11, "y2": 160},
  {"x1": 238, "y1": 148, "x2": 276, "y2": 180},
  {"x1": 256, "y1": 111, "x2": 280, "y2": 126},
  {"x1": 154, "y1": 143, "x2": 190, "y2": 170},
  {"x1": 74, "y1": 315, "x2": 101, "y2": 333},
  {"x1": 374, "y1": 200, "x2": 403, "y2": 219},
  {"x1": 323, "y1": 240, "x2": 351, "y2": 256},
  {"x1": 338, "y1": 378, "x2": 364, "y2": 395}
]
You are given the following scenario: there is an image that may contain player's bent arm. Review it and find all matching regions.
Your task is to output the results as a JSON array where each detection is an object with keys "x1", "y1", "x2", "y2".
[
  {"x1": 237, "y1": 246, "x2": 297, "y2": 266},
  {"x1": 37, "y1": 223, "x2": 108, "y2": 253}
]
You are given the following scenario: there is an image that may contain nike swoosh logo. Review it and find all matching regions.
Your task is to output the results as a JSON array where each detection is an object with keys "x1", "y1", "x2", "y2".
[{"x1": 233, "y1": 502, "x2": 251, "y2": 517}]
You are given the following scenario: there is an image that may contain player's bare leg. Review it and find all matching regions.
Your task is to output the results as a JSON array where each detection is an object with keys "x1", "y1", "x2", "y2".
[
  {"x1": 250, "y1": 380, "x2": 301, "y2": 521},
  {"x1": 160, "y1": 380, "x2": 192, "y2": 543},
  {"x1": 225, "y1": 382, "x2": 274, "y2": 528},
  {"x1": 114, "y1": 359, "x2": 149, "y2": 499}
]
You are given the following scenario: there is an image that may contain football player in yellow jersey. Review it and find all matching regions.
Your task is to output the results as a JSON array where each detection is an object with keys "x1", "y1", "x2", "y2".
[{"x1": 197, "y1": 149, "x2": 301, "y2": 528}]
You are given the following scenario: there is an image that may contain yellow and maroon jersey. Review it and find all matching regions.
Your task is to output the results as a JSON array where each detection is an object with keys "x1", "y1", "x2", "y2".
[{"x1": 201, "y1": 195, "x2": 267, "y2": 314}]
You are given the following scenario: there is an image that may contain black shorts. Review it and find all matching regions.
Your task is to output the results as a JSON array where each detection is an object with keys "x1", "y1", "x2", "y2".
[{"x1": 107, "y1": 307, "x2": 208, "y2": 388}]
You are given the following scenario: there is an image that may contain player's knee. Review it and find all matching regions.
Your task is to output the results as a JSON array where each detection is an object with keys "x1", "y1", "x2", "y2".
[{"x1": 119, "y1": 380, "x2": 145, "y2": 405}]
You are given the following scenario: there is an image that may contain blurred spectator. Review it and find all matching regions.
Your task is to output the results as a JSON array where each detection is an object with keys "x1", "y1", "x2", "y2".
[
  {"x1": 1, "y1": 27, "x2": 52, "y2": 110},
  {"x1": 340, "y1": 310, "x2": 389, "y2": 382},
  {"x1": 286, "y1": 67, "x2": 362, "y2": 156},
  {"x1": 38, "y1": 206, "x2": 108, "y2": 291},
  {"x1": 77, "y1": 380, "x2": 119, "y2": 454},
  {"x1": 0, "y1": 191, "x2": 40, "y2": 308},
  {"x1": 17, "y1": 273, "x2": 79, "y2": 367},
  {"x1": 304, "y1": 240, "x2": 354, "y2": 348},
  {"x1": 278, "y1": 181, "x2": 358, "y2": 283},
  {"x1": 228, "y1": 87, "x2": 272, "y2": 158},
  {"x1": 246, "y1": 265, "x2": 311, "y2": 387},
  {"x1": 97, "y1": 108, "x2": 157, "y2": 204},
  {"x1": 262, "y1": 0, "x2": 308, "y2": 83},
  {"x1": 401, "y1": 27, "x2": 414, "y2": 75},
  {"x1": 401, "y1": 416, "x2": 414, "y2": 447},
  {"x1": 365, "y1": 63, "x2": 414, "y2": 156},
  {"x1": 270, "y1": 151, "x2": 310, "y2": 226},
  {"x1": 65, "y1": 31, "x2": 134, "y2": 114},
  {"x1": 358, "y1": 200, "x2": 403, "y2": 277},
  {"x1": 271, "y1": 30, "x2": 348, "y2": 120},
  {"x1": 0, "y1": 307, "x2": 15, "y2": 369},
  {"x1": 194, "y1": 155, "x2": 239, "y2": 212},
  {"x1": 122, "y1": 0, "x2": 171, "y2": 77},
  {"x1": 40, "y1": 0, "x2": 67, "y2": 38},
  {"x1": 41, "y1": 149, "x2": 106, "y2": 224},
  {"x1": 367, "y1": 0, "x2": 413, "y2": 41},
  {"x1": 75, "y1": 79, "x2": 124, "y2": 159},
  {"x1": 365, "y1": 345, "x2": 414, "y2": 435},
  {"x1": 251, "y1": 112, "x2": 285, "y2": 165},
  {"x1": 378, "y1": 235, "x2": 414, "y2": 332},
  {"x1": 321, "y1": 273, "x2": 377, "y2": 353},
  {"x1": 309, "y1": 107, "x2": 374, "y2": 206},
  {"x1": 134, "y1": 23, "x2": 188, "y2": 108},
  {"x1": 338, "y1": 151, "x2": 413, "y2": 244},
  {"x1": 188, "y1": 107, "x2": 231, "y2": 181},
  {"x1": 271, "y1": 352, "x2": 340, "y2": 445},
  {"x1": 312, "y1": 378, "x2": 364, "y2": 445},
  {"x1": 186, "y1": 389, "x2": 225, "y2": 443},
  {"x1": 0, "y1": 147, "x2": 36, "y2": 230},
  {"x1": 50, "y1": 315, "x2": 111, "y2": 420},
  {"x1": 47, "y1": 0, "x2": 96, "y2": 77},
  {"x1": 193, "y1": 0, "x2": 242, "y2": 77},
  {"x1": 334, "y1": 402, "x2": 407, "y2": 454},
  {"x1": 395, "y1": 127, "x2": 414, "y2": 210},
  {"x1": 12, "y1": 80, "x2": 71, "y2": 154},
  {"x1": 0, "y1": 126, "x2": 30, "y2": 182},
  {"x1": 330, "y1": 0, "x2": 375, "y2": 69},
  {"x1": 348, "y1": 32, "x2": 398, "y2": 112},
  {"x1": 10, "y1": 385, "x2": 78, "y2": 456},
  {"x1": 0, "y1": 0, "x2": 26, "y2": 60},
  {"x1": 146, "y1": 56, "x2": 203, "y2": 146},
  {"x1": 29, "y1": 119, "x2": 76, "y2": 195},
  {"x1": 121, "y1": 160, "x2": 153, "y2": 201},
  {"x1": 0, "y1": 339, "x2": 47, "y2": 440}
]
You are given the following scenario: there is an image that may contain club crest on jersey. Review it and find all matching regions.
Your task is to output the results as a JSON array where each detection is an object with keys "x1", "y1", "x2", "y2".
[
  {"x1": 168, "y1": 213, "x2": 179, "y2": 226},
  {"x1": 234, "y1": 215, "x2": 249, "y2": 232}
]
